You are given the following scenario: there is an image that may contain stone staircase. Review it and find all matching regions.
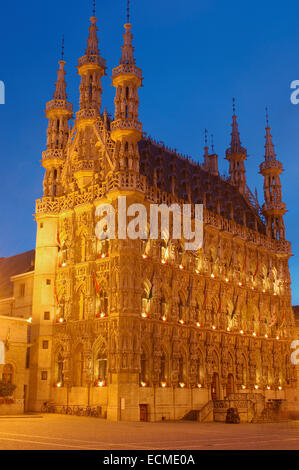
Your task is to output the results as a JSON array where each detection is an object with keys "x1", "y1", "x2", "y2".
[{"x1": 182, "y1": 393, "x2": 283, "y2": 423}]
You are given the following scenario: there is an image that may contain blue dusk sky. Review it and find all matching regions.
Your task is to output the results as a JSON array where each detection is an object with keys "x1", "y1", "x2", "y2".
[{"x1": 0, "y1": 0, "x2": 298, "y2": 303}]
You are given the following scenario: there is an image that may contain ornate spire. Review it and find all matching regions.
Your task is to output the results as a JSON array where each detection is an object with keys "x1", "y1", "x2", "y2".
[
  {"x1": 264, "y1": 107, "x2": 276, "y2": 161},
  {"x1": 85, "y1": 16, "x2": 99, "y2": 56},
  {"x1": 260, "y1": 110, "x2": 286, "y2": 240},
  {"x1": 228, "y1": 98, "x2": 246, "y2": 156},
  {"x1": 120, "y1": 22, "x2": 135, "y2": 65},
  {"x1": 42, "y1": 48, "x2": 73, "y2": 197},
  {"x1": 225, "y1": 99, "x2": 247, "y2": 192},
  {"x1": 203, "y1": 129, "x2": 209, "y2": 169},
  {"x1": 53, "y1": 48, "x2": 67, "y2": 101},
  {"x1": 77, "y1": 6, "x2": 106, "y2": 116},
  {"x1": 111, "y1": 0, "x2": 143, "y2": 173}
]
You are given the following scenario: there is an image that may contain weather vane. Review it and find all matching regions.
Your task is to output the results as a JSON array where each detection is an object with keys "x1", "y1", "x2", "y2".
[
  {"x1": 232, "y1": 97, "x2": 236, "y2": 115},
  {"x1": 61, "y1": 35, "x2": 64, "y2": 61},
  {"x1": 127, "y1": 0, "x2": 130, "y2": 23},
  {"x1": 204, "y1": 128, "x2": 208, "y2": 146},
  {"x1": 265, "y1": 106, "x2": 269, "y2": 126}
]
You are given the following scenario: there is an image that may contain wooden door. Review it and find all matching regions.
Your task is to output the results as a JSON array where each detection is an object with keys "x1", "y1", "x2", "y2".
[{"x1": 139, "y1": 404, "x2": 148, "y2": 422}]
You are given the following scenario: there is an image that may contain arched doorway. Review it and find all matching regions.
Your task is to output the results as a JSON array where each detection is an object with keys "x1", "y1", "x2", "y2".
[
  {"x1": 226, "y1": 373, "x2": 234, "y2": 397},
  {"x1": 211, "y1": 372, "x2": 220, "y2": 400}
]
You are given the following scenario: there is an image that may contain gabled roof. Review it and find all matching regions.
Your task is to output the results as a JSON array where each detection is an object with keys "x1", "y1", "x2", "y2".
[{"x1": 0, "y1": 250, "x2": 35, "y2": 299}]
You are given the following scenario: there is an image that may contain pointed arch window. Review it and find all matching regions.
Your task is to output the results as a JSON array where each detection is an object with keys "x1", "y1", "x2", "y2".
[
  {"x1": 96, "y1": 350, "x2": 107, "y2": 382},
  {"x1": 57, "y1": 352, "x2": 64, "y2": 385},
  {"x1": 2, "y1": 364, "x2": 13, "y2": 384},
  {"x1": 73, "y1": 345, "x2": 84, "y2": 387}
]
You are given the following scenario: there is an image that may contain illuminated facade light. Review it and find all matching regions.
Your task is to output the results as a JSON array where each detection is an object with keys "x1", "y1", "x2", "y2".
[
  {"x1": 61, "y1": 262, "x2": 66, "y2": 267},
  {"x1": 161, "y1": 381, "x2": 167, "y2": 388},
  {"x1": 266, "y1": 386, "x2": 271, "y2": 390},
  {"x1": 276, "y1": 336, "x2": 279, "y2": 340},
  {"x1": 179, "y1": 264, "x2": 184, "y2": 270},
  {"x1": 240, "y1": 330, "x2": 244, "y2": 334},
  {"x1": 195, "y1": 269, "x2": 199, "y2": 274},
  {"x1": 253, "y1": 332, "x2": 256, "y2": 337},
  {"x1": 97, "y1": 380, "x2": 105, "y2": 387},
  {"x1": 265, "y1": 334, "x2": 268, "y2": 338},
  {"x1": 227, "y1": 327, "x2": 230, "y2": 332},
  {"x1": 140, "y1": 381, "x2": 147, "y2": 387},
  {"x1": 179, "y1": 319, "x2": 185, "y2": 325},
  {"x1": 254, "y1": 384, "x2": 259, "y2": 390},
  {"x1": 100, "y1": 312, "x2": 106, "y2": 318},
  {"x1": 212, "y1": 325, "x2": 216, "y2": 330},
  {"x1": 241, "y1": 385, "x2": 246, "y2": 390},
  {"x1": 59, "y1": 317, "x2": 64, "y2": 323},
  {"x1": 211, "y1": 273, "x2": 215, "y2": 278},
  {"x1": 27, "y1": 317, "x2": 32, "y2": 324},
  {"x1": 196, "y1": 322, "x2": 201, "y2": 328},
  {"x1": 197, "y1": 383, "x2": 202, "y2": 389},
  {"x1": 142, "y1": 254, "x2": 149, "y2": 259},
  {"x1": 278, "y1": 386, "x2": 282, "y2": 391},
  {"x1": 141, "y1": 312, "x2": 148, "y2": 318},
  {"x1": 56, "y1": 381, "x2": 62, "y2": 388},
  {"x1": 225, "y1": 278, "x2": 229, "y2": 283},
  {"x1": 161, "y1": 316, "x2": 167, "y2": 322},
  {"x1": 238, "y1": 282, "x2": 242, "y2": 287},
  {"x1": 101, "y1": 253, "x2": 106, "y2": 258},
  {"x1": 161, "y1": 259, "x2": 167, "y2": 265},
  {"x1": 179, "y1": 382, "x2": 185, "y2": 388}
]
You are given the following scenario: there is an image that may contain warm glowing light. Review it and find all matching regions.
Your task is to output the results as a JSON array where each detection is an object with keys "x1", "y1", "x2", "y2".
[
  {"x1": 27, "y1": 317, "x2": 32, "y2": 324},
  {"x1": 241, "y1": 385, "x2": 246, "y2": 390},
  {"x1": 179, "y1": 319, "x2": 185, "y2": 325},
  {"x1": 161, "y1": 316, "x2": 167, "y2": 322},
  {"x1": 101, "y1": 253, "x2": 106, "y2": 258},
  {"x1": 276, "y1": 336, "x2": 279, "y2": 340},
  {"x1": 161, "y1": 259, "x2": 167, "y2": 265},
  {"x1": 62, "y1": 262, "x2": 66, "y2": 267},
  {"x1": 140, "y1": 381, "x2": 147, "y2": 388},
  {"x1": 263, "y1": 289, "x2": 266, "y2": 293},
  {"x1": 254, "y1": 384, "x2": 259, "y2": 390},
  {"x1": 141, "y1": 312, "x2": 148, "y2": 318},
  {"x1": 227, "y1": 327, "x2": 230, "y2": 332},
  {"x1": 197, "y1": 383, "x2": 202, "y2": 389},
  {"x1": 100, "y1": 312, "x2": 106, "y2": 318},
  {"x1": 161, "y1": 382, "x2": 167, "y2": 388},
  {"x1": 179, "y1": 382, "x2": 185, "y2": 388},
  {"x1": 240, "y1": 330, "x2": 244, "y2": 335},
  {"x1": 278, "y1": 386, "x2": 282, "y2": 391},
  {"x1": 265, "y1": 334, "x2": 268, "y2": 338},
  {"x1": 142, "y1": 254, "x2": 149, "y2": 259},
  {"x1": 238, "y1": 282, "x2": 242, "y2": 287},
  {"x1": 97, "y1": 381, "x2": 104, "y2": 387},
  {"x1": 195, "y1": 269, "x2": 199, "y2": 274},
  {"x1": 225, "y1": 278, "x2": 229, "y2": 283},
  {"x1": 253, "y1": 332, "x2": 256, "y2": 337},
  {"x1": 211, "y1": 273, "x2": 215, "y2": 278},
  {"x1": 212, "y1": 325, "x2": 216, "y2": 330},
  {"x1": 56, "y1": 382, "x2": 62, "y2": 388},
  {"x1": 267, "y1": 386, "x2": 271, "y2": 390},
  {"x1": 59, "y1": 317, "x2": 64, "y2": 323},
  {"x1": 196, "y1": 322, "x2": 201, "y2": 328},
  {"x1": 179, "y1": 264, "x2": 184, "y2": 270}
]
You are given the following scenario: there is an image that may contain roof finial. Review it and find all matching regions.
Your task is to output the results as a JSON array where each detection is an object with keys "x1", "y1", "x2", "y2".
[
  {"x1": 232, "y1": 97, "x2": 236, "y2": 115},
  {"x1": 61, "y1": 35, "x2": 65, "y2": 61},
  {"x1": 127, "y1": 0, "x2": 130, "y2": 23},
  {"x1": 265, "y1": 106, "x2": 269, "y2": 126},
  {"x1": 93, "y1": 0, "x2": 96, "y2": 17},
  {"x1": 211, "y1": 133, "x2": 214, "y2": 153},
  {"x1": 204, "y1": 128, "x2": 208, "y2": 146}
]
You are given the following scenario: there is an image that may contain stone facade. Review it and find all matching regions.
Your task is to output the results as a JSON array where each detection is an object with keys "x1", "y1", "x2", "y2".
[
  {"x1": 0, "y1": 315, "x2": 30, "y2": 414},
  {"x1": 2, "y1": 11, "x2": 296, "y2": 421}
]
